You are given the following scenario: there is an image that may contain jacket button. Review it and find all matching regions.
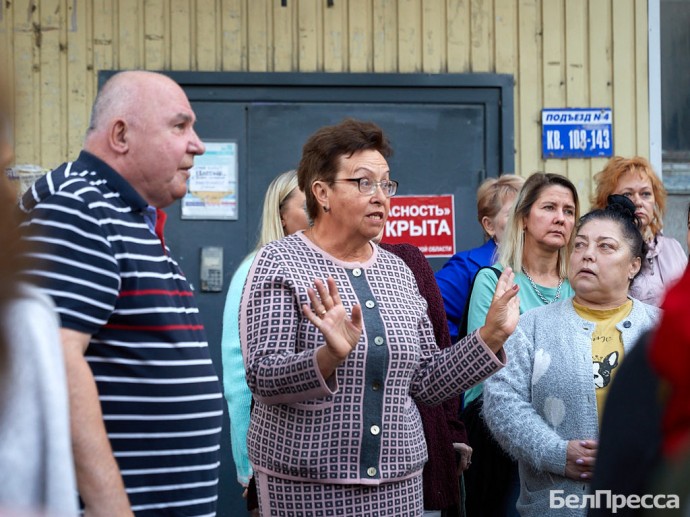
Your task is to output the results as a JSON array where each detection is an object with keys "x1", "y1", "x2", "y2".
[{"x1": 623, "y1": 321, "x2": 631, "y2": 328}]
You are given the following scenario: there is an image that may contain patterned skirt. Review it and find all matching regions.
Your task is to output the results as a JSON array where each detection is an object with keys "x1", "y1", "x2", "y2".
[{"x1": 255, "y1": 471, "x2": 424, "y2": 516}]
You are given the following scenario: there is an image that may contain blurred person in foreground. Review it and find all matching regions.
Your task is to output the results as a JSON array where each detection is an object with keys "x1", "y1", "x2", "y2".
[
  {"x1": 19, "y1": 71, "x2": 222, "y2": 516},
  {"x1": 239, "y1": 118, "x2": 520, "y2": 516},
  {"x1": 483, "y1": 196, "x2": 660, "y2": 517},
  {"x1": 0, "y1": 75, "x2": 77, "y2": 516},
  {"x1": 436, "y1": 174, "x2": 525, "y2": 342},
  {"x1": 221, "y1": 169, "x2": 308, "y2": 514},
  {"x1": 592, "y1": 156, "x2": 686, "y2": 306}
]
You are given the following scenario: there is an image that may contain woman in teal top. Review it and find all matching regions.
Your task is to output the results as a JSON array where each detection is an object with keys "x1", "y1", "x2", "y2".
[
  {"x1": 221, "y1": 170, "x2": 309, "y2": 507},
  {"x1": 464, "y1": 172, "x2": 580, "y2": 517}
]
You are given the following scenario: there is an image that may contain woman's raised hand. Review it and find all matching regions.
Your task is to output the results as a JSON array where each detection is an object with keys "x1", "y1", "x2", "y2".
[
  {"x1": 303, "y1": 277, "x2": 363, "y2": 378},
  {"x1": 479, "y1": 267, "x2": 520, "y2": 353}
]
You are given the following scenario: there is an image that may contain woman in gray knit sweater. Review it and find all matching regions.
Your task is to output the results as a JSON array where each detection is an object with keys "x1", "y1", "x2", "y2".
[{"x1": 483, "y1": 197, "x2": 661, "y2": 517}]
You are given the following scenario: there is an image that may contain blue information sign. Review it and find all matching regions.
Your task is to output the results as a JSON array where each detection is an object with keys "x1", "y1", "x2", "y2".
[{"x1": 542, "y1": 108, "x2": 613, "y2": 159}]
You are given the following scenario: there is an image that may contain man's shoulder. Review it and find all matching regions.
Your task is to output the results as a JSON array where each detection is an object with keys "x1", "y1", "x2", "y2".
[{"x1": 20, "y1": 160, "x2": 111, "y2": 213}]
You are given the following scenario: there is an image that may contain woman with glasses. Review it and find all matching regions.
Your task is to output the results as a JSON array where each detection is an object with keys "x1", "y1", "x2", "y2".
[{"x1": 239, "y1": 118, "x2": 521, "y2": 516}]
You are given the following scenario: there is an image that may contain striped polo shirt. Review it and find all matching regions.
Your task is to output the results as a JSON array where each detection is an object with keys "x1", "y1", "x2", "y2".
[{"x1": 19, "y1": 151, "x2": 223, "y2": 516}]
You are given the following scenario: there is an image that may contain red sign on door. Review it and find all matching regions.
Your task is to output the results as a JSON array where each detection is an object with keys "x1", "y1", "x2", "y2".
[{"x1": 381, "y1": 194, "x2": 455, "y2": 257}]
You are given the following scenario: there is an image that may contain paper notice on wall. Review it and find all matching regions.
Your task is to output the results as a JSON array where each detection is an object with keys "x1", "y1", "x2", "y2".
[{"x1": 182, "y1": 141, "x2": 239, "y2": 220}]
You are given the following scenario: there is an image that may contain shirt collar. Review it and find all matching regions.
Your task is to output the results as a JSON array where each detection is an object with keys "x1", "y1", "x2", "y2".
[{"x1": 76, "y1": 150, "x2": 149, "y2": 212}]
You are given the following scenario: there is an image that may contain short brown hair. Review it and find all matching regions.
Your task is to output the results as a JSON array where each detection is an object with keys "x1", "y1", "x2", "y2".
[
  {"x1": 297, "y1": 118, "x2": 393, "y2": 221},
  {"x1": 592, "y1": 156, "x2": 666, "y2": 238}
]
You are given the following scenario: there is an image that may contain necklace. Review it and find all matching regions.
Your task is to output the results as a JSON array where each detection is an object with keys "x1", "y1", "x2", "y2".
[{"x1": 521, "y1": 266, "x2": 564, "y2": 305}]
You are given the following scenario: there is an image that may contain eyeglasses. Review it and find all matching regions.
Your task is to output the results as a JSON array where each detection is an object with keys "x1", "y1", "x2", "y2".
[{"x1": 333, "y1": 177, "x2": 399, "y2": 197}]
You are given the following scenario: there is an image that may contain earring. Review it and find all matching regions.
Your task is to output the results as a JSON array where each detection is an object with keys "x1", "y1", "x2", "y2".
[{"x1": 323, "y1": 205, "x2": 330, "y2": 213}]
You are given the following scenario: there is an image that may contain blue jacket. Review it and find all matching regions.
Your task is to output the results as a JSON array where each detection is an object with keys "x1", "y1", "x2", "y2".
[{"x1": 435, "y1": 239, "x2": 497, "y2": 340}]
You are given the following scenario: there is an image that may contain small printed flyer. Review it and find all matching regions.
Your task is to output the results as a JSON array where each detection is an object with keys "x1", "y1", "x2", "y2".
[{"x1": 182, "y1": 141, "x2": 238, "y2": 220}]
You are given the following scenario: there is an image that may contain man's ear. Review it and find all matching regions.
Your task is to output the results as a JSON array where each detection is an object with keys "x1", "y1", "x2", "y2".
[{"x1": 109, "y1": 119, "x2": 129, "y2": 154}]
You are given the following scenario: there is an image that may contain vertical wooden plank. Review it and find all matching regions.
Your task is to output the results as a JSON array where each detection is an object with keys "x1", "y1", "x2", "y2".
[
  {"x1": 469, "y1": 0, "x2": 493, "y2": 72},
  {"x1": 323, "y1": 0, "x2": 346, "y2": 72},
  {"x1": 0, "y1": 1, "x2": 14, "y2": 96},
  {"x1": 565, "y1": 0, "x2": 590, "y2": 208},
  {"x1": 373, "y1": 0, "x2": 397, "y2": 72},
  {"x1": 274, "y1": 0, "x2": 296, "y2": 71},
  {"x1": 494, "y1": 0, "x2": 517, "y2": 75},
  {"x1": 67, "y1": 0, "x2": 90, "y2": 161},
  {"x1": 348, "y1": 0, "x2": 373, "y2": 72},
  {"x1": 38, "y1": 0, "x2": 65, "y2": 166},
  {"x1": 541, "y1": 0, "x2": 565, "y2": 108},
  {"x1": 588, "y1": 0, "x2": 612, "y2": 190},
  {"x1": 398, "y1": 0, "x2": 422, "y2": 72},
  {"x1": 447, "y1": 0, "x2": 470, "y2": 73},
  {"x1": 296, "y1": 0, "x2": 318, "y2": 71},
  {"x1": 0, "y1": 2, "x2": 15, "y2": 163},
  {"x1": 117, "y1": 0, "x2": 142, "y2": 69},
  {"x1": 196, "y1": 0, "x2": 218, "y2": 69},
  {"x1": 612, "y1": 0, "x2": 635, "y2": 157},
  {"x1": 144, "y1": 0, "x2": 166, "y2": 70},
  {"x1": 541, "y1": 0, "x2": 565, "y2": 176},
  {"x1": 171, "y1": 0, "x2": 192, "y2": 70},
  {"x1": 221, "y1": 0, "x2": 245, "y2": 71},
  {"x1": 247, "y1": 1, "x2": 268, "y2": 71},
  {"x1": 494, "y1": 0, "x2": 517, "y2": 173},
  {"x1": 422, "y1": 0, "x2": 445, "y2": 73},
  {"x1": 92, "y1": 0, "x2": 114, "y2": 81},
  {"x1": 12, "y1": 0, "x2": 40, "y2": 165},
  {"x1": 517, "y1": 0, "x2": 543, "y2": 176},
  {"x1": 634, "y1": 0, "x2": 649, "y2": 157}
]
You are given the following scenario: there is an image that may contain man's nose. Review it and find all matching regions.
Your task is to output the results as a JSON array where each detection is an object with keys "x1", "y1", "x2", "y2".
[{"x1": 189, "y1": 129, "x2": 205, "y2": 155}]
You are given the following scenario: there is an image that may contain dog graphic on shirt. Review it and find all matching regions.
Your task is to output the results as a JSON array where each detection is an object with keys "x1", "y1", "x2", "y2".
[{"x1": 593, "y1": 351, "x2": 619, "y2": 389}]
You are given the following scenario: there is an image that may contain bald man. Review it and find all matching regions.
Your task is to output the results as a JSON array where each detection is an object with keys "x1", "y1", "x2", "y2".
[{"x1": 20, "y1": 71, "x2": 222, "y2": 516}]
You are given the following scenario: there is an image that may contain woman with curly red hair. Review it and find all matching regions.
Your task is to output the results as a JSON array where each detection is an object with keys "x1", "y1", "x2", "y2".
[{"x1": 592, "y1": 156, "x2": 687, "y2": 306}]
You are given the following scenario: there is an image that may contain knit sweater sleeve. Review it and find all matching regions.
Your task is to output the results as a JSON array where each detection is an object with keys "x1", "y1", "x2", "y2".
[
  {"x1": 240, "y1": 246, "x2": 338, "y2": 405},
  {"x1": 482, "y1": 320, "x2": 569, "y2": 476},
  {"x1": 220, "y1": 254, "x2": 255, "y2": 486}
]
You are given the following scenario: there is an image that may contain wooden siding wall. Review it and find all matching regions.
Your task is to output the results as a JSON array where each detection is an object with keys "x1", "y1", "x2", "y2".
[{"x1": 0, "y1": 0, "x2": 649, "y2": 206}]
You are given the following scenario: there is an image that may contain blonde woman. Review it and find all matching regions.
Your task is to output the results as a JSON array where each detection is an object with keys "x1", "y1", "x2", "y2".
[
  {"x1": 220, "y1": 170, "x2": 309, "y2": 512},
  {"x1": 463, "y1": 172, "x2": 579, "y2": 517},
  {"x1": 467, "y1": 173, "x2": 580, "y2": 395},
  {"x1": 592, "y1": 156, "x2": 687, "y2": 306}
]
